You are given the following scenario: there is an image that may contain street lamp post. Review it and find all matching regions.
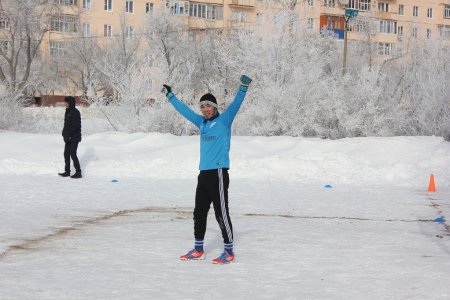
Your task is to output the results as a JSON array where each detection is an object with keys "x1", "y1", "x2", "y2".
[
  {"x1": 342, "y1": 7, "x2": 359, "y2": 76},
  {"x1": 342, "y1": 15, "x2": 350, "y2": 75}
]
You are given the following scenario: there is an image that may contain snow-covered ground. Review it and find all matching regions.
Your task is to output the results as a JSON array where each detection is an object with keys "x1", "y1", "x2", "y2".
[{"x1": 1, "y1": 131, "x2": 449, "y2": 299}]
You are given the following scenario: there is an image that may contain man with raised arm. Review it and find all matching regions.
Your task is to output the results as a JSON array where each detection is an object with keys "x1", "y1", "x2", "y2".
[{"x1": 163, "y1": 75, "x2": 252, "y2": 264}]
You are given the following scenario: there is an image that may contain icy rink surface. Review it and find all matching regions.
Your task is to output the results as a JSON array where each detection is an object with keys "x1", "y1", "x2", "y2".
[{"x1": 1, "y1": 176, "x2": 449, "y2": 300}]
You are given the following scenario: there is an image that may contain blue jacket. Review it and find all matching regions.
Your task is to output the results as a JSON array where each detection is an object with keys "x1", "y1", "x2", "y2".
[{"x1": 167, "y1": 88, "x2": 247, "y2": 170}]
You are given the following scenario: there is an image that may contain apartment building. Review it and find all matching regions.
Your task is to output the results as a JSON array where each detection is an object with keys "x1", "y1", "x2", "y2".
[
  {"x1": 4, "y1": 0, "x2": 439, "y2": 59},
  {"x1": 0, "y1": 0, "x2": 449, "y2": 102},
  {"x1": 47, "y1": 0, "x2": 155, "y2": 56},
  {"x1": 312, "y1": 0, "x2": 450, "y2": 56},
  {"x1": 2, "y1": 0, "x2": 449, "y2": 58},
  {"x1": 48, "y1": 0, "x2": 257, "y2": 44}
]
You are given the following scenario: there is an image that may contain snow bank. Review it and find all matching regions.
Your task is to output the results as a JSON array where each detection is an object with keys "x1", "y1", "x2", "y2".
[{"x1": 1, "y1": 131, "x2": 449, "y2": 187}]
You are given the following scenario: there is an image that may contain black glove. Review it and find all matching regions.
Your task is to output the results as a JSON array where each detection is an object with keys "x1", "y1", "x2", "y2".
[
  {"x1": 63, "y1": 136, "x2": 70, "y2": 143},
  {"x1": 162, "y1": 84, "x2": 172, "y2": 95}
]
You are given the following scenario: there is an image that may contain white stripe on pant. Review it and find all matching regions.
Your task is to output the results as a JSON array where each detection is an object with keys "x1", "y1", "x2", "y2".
[{"x1": 218, "y1": 169, "x2": 233, "y2": 243}]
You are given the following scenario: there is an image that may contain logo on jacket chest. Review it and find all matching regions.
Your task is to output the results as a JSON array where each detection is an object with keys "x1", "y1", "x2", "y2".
[
  {"x1": 201, "y1": 123, "x2": 217, "y2": 141},
  {"x1": 201, "y1": 135, "x2": 216, "y2": 141},
  {"x1": 201, "y1": 122, "x2": 217, "y2": 130}
]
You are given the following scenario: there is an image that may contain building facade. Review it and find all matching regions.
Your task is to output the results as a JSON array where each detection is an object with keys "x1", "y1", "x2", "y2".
[
  {"x1": 1, "y1": 0, "x2": 449, "y2": 102},
  {"x1": 46, "y1": 0, "x2": 450, "y2": 48}
]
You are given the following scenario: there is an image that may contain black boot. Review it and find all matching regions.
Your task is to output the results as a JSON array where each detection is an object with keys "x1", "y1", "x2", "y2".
[
  {"x1": 58, "y1": 171, "x2": 70, "y2": 177},
  {"x1": 71, "y1": 171, "x2": 82, "y2": 179}
]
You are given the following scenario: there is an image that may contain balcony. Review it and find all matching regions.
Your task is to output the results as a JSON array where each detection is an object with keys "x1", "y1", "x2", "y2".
[
  {"x1": 378, "y1": 11, "x2": 395, "y2": 19},
  {"x1": 188, "y1": 17, "x2": 224, "y2": 30},
  {"x1": 321, "y1": 5, "x2": 342, "y2": 17},
  {"x1": 229, "y1": 0, "x2": 255, "y2": 8}
]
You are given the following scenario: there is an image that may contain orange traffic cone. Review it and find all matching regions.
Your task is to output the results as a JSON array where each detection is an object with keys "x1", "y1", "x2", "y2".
[{"x1": 428, "y1": 174, "x2": 436, "y2": 192}]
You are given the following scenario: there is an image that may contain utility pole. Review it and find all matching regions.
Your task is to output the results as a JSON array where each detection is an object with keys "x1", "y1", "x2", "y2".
[
  {"x1": 342, "y1": 15, "x2": 350, "y2": 76},
  {"x1": 342, "y1": 5, "x2": 359, "y2": 76}
]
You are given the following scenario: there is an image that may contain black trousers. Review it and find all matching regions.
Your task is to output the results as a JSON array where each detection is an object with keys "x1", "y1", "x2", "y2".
[
  {"x1": 194, "y1": 169, "x2": 233, "y2": 244},
  {"x1": 64, "y1": 140, "x2": 80, "y2": 173}
]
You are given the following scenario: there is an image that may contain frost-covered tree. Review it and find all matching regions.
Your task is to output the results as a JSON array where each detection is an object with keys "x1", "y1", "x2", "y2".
[
  {"x1": 145, "y1": 10, "x2": 196, "y2": 96},
  {"x1": 3, "y1": 3, "x2": 448, "y2": 139},
  {"x1": 219, "y1": 11, "x2": 344, "y2": 137},
  {"x1": 143, "y1": 10, "x2": 205, "y2": 134},
  {"x1": 390, "y1": 41, "x2": 450, "y2": 139},
  {"x1": 89, "y1": 16, "x2": 153, "y2": 132},
  {"x1": 0, "y1": 0, "x2": 57, "y2": 130},
  {"x1": 0, "y1": 0, "x2": 55, "y2": 96}
]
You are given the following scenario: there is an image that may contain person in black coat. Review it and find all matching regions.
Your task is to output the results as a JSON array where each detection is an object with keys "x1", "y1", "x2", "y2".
[{"x1": 58, "y1": 96, "x2": 82, "y2": 179}]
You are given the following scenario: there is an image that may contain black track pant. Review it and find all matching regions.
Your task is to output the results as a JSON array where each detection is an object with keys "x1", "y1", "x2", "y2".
[
  {"x1": 64, "y1": 140, "x2": 80, "y2": 173},
  {"x1": 194, "y1": 169, "x2": 233, "y2": 244}
]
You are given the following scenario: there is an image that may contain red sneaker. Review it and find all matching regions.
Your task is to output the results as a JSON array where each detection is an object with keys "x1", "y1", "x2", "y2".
[
  {"x1": 179, "y1": 249, "x2": 205, "y2": 260},
  {"x1": 212, "y1": 251, "x2": 235, "y2": 264}
]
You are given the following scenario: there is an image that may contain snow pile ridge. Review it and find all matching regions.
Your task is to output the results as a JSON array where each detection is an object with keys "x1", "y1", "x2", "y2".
[{"x1": 0, "y1": 132, "x2": 449, "y2": 187}]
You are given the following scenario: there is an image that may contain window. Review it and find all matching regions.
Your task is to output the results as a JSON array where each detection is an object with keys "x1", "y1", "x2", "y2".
[
  {"x1": 307, "y1": 18, "x2": 314, "y2": 29},
  {"x1": 325, "y1": 18, "x2": 340, "y2": 30},
  {"x1": 125, "y1": 26, "x2": 134, "y2": 38},
  {"x1": 208, "y1": 5, "x2": 216, "y2": 19},
  {"x1": 413, "y1": 6, "x2": 418, "y2": 17},
  {"x1": 0, "y1": 40, "x2": 11, "y2": 53},
  {"x1": 216, "y1": 5, "x2": 224, "y2": 19},
  {"x1": 51, "y1": 15, "x2": 77, "y2": 32},
  {"x1": 189, "y1": 3, "x2": 223, "y2": 20},
  {"x1": 379, "y1": 20, "x2": 397, "y2": 34},
  {"x1": 231, "y1": 10, "x2": 246, "y2": 22},
  {"x1": 350, "y1": 19, "x2": 369, "y2": 33},
  {"x1": 427, "y1": 8, "x2": 432, "y2": 19},
  {"x1": 167, "y1": 1, "x2": 189, "y2": 15},
  {"x1": 0, "y1": 17, "x2": 9, "y2": 29},
  {"x1": 397, "y1": 25, "x2": 403, "y2": 40},
  {"x1": 201, "y1": 5, "x2": 206, "y2": 18},
  {"x1": 321, "y1": 16, "x2": 343, "y2": 31},
  {"x1": 257, "y1": 13, "x2": 264, "y2": 25},
  {"x1": 126, "y1": 1, "x2": 134, "y2": 13},
  {"x1": 54, "y1": 0, "x2": 77, "y2": 5},
  {"x1": 146, "y1": 2, "x2": 154, "y2": 14},
  {"x1": 82, "y1": 23, "x2": 91, "y2": 37},
  {"x1": 308, "y1": 0, "x2": 313, "y2": 6},
  {"x1": 427, "y1": 29, "x2": 431, "y2": 39},
  {"x1": 412, "y1": 27, "x2": 418, "y2": 38},
  {"x1": 105, "y1": 0, "x2": 113, "y2": 12},
  {"x1": 104, "y1": 24, "x2": 113, "y2": 37},
  {"x1": 398, "y1": 4, "x2": 404, "y2": 16},
  {"x1": 82, "y1": 0, "x2": 90, "y2": 9},
  {"x1": 440, "y1": 25, "x2": 450, "y2": 39},
  {"x1": 348, "y1": 0, "x2": 356, "y2": 9},
  {"x1": 378, "y1": 2, "x2": 388, "y2": 12},
  {"x1": 49, "y1": 41, "x2": 67, "y2": 57},
  {"x1": 445, "y1": 5, "x2": 450, "y2": 19},
  {"x1": 377, "y1": 42, "x2": 392, "y2": 55},
  {"x1": 324, "y1": 0, "x2": 335, "y2": 7},
  {"x1": 359, "y1": 0, "x2": 370, "y2": 12}
]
